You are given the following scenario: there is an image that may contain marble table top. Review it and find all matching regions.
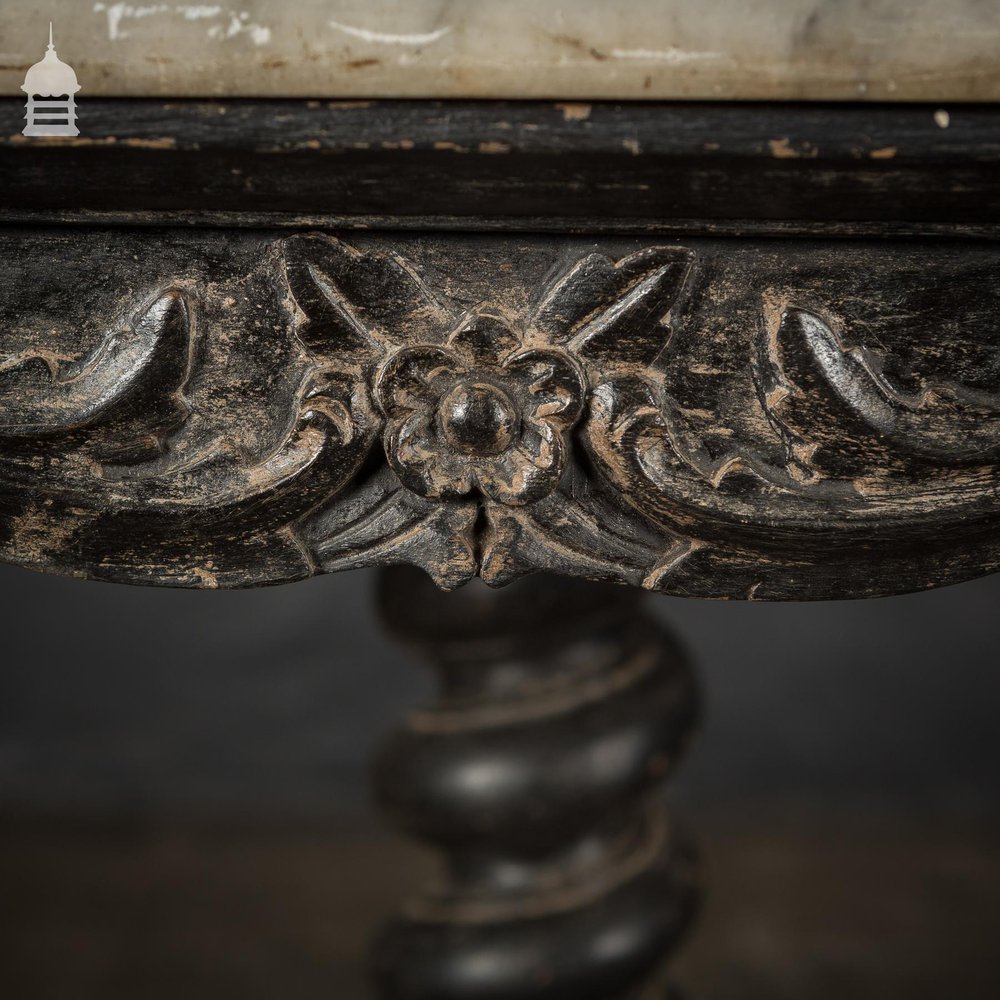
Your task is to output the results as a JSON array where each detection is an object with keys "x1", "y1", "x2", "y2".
[{"x1": 2, "y1": 1, "x2": 999, "y2": 101}]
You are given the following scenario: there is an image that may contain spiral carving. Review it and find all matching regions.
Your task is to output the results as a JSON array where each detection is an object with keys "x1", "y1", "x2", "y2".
[{"x1": 371, "y1": 567, "x2": 700, "y2": 999}]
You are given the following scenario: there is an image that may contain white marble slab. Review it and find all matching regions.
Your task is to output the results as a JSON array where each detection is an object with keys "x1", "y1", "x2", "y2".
[{"x1": 3, "y1": 1, "x2": 999, "y2": 101}]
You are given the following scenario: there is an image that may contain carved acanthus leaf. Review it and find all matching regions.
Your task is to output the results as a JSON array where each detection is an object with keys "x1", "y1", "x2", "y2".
[
  {"x1": 533, "y1": 247, "x2": 693, "y2": 366},
  {"x1": 774, "y1": 307, "x2": 1000, "y2": 461}
]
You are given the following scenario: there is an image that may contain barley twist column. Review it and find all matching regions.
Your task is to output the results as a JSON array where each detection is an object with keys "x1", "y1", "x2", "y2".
[{"x1": 371, "y1": 567, "x2": 700, "y2": 999}]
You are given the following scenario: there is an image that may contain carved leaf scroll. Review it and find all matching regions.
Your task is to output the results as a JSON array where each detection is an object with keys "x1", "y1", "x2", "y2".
[
  {"x1": 776, "y1": 307, "x2": 1000, "y2": 461},
  {"x1": 0, "y1": 289, "x2": 191, "y2": 439}
]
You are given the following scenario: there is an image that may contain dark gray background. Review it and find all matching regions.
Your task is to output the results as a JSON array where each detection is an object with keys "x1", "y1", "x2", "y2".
[{"x1": 1, "y1": 563, "x2": 997, "y2": 819}]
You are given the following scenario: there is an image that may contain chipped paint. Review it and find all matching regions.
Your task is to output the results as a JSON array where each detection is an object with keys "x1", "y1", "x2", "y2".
[
  {"x1": 768, "y1": 137, "x2": 818, "y2": 159},
  {"x1": 555, "y1": 102, "x2": 592, "y2": 122},
  {"x1": 126, "y1": 135, "x2": 176, "y2": 148}
]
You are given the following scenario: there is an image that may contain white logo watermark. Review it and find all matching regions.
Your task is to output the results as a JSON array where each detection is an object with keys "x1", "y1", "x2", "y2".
[{"x1": 21, "y1": 23, "x2": 80, "y2": 137}]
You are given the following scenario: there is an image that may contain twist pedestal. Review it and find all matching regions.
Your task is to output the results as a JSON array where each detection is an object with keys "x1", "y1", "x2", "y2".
[{"x1": 372, "y1": 567, "x2": 700, "y2": 999}]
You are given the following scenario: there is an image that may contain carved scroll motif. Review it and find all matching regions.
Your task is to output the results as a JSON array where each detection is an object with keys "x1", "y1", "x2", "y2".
[
  {"x1": 2, "y1": 234, "x2": 998, "y2": 598},
  {"x1": 0, "y1": 290, "x2": 191, "y2": 441},
  {"x1": 772, "y1": 307, "x2": 1000, "y2": 461}
]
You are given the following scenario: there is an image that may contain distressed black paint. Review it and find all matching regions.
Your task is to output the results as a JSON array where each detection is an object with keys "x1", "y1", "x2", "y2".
[{"x1": 0, "y1": 229, "x2": 997, "y2": 598}]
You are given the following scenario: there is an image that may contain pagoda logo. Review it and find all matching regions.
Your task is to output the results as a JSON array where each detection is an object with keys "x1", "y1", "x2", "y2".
[{"x1": 21, "y1": 24, "x2": 81, "y2": 137}]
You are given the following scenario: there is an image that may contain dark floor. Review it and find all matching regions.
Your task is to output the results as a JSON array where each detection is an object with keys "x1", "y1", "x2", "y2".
[{"x1": 2, "y1": 807, "x2": 997, "y2": 1000}]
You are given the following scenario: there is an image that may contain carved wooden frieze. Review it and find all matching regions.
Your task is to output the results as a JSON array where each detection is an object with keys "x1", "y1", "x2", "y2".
[{"x1": 0, "y1": 229, "x2": 998, "y2": 599}]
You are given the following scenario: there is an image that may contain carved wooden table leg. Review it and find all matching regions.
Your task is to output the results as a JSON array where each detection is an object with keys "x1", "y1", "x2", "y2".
[{"x1": 371, "y1": 566, "x2": 699, "y2": 1000}]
